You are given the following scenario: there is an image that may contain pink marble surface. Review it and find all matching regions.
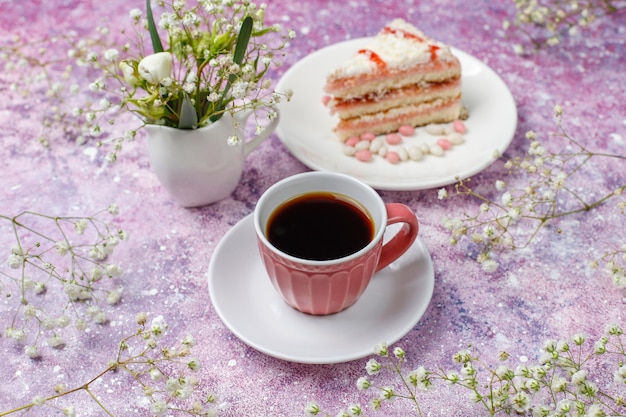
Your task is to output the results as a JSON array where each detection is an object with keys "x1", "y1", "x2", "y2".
[{"x1": 1, "y1": 0, "x2": 625, "y2": 416}]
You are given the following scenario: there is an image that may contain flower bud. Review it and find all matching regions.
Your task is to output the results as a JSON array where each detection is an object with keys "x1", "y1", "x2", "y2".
[
  {"x1": 138, "y1": 52, "x2": 172, "y2": 84},
  {"x1": 119, "y1": 60, "x2": 139, "y2": 86}
]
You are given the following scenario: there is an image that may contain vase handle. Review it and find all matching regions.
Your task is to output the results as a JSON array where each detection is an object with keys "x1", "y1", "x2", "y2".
[{"x1": 236, "y1": 107, "x2": 280, "y2": 157}]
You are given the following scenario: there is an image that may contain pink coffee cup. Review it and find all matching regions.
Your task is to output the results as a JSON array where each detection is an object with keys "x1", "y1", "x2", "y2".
[{"x1": 254, "y1": 171, "x2": 419, "y2": 315}]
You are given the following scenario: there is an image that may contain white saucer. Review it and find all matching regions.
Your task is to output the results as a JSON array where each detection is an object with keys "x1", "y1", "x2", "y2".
[
  {"x1": 275, "y1": 38, "x2": 517, "y2": 191},
  {"x1": 207, "y1": 214, "x2": 435, "y2": 364}
]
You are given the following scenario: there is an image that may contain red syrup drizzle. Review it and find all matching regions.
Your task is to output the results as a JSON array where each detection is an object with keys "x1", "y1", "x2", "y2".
[
  {"x1": 358, "y1": 26, "x2": 442, "y2": 70},
  {"x1": 358, "y1": 49, "x2": 387, "y2": 70}
]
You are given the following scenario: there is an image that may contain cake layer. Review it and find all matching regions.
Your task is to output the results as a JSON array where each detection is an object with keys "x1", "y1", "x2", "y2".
[
  {"x1": 324, "y1": 19, "x2": 461, "y2": 99},
  {"x1": 329, "y1": 78, "x2": 461, "y2": 120},
  {"x1": 325, "y1": 60, "x2": 461, "y2": 100},
  {"x1": 334, "y1": 98, "x2": 462, "y2": 141}
]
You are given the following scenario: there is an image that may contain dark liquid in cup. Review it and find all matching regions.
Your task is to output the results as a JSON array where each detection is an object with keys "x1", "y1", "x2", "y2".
[{"x1": 267, "y1": 192, "x2": 374, "y2": 261}]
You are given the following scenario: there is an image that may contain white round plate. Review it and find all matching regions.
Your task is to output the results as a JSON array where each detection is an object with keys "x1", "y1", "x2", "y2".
[
  {"x1": 207, "y1": 214, "x2": 435, "y2": 364},
  {"x1": 275, "y1": 38, "x2": 517, "y2": 191}
]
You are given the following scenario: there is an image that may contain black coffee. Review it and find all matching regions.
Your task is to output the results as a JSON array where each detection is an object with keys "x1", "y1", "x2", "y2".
[{"x1": 267, "y1": 192, "x2": 374, "y2": 261}]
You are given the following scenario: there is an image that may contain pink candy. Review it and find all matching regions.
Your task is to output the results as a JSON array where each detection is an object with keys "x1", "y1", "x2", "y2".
[
  {"x1": 437, "y1": 138, "x2": 453, "y2": 150},
  {"x1": 360, "y1": 132, "x2": 376, "y2": 141},
  {"x1": 321, "y1": 95, "x2": 331, "y2": 106},
  {"x1": 398, "y1": 125, "x2": 415, "y2": 136},
  {"x1": 345, "y1": 136, "x2": 359, "y2": 147},
  {"x1": 453, "y1": 120, "x2": 467, "y2": 134},
  {"x1": 385, "y1": 151, "x2": 400, "y2": 164},
  {"x1": 385, "y1": 133, "x2": 402, "y2": 145},
  {"x1": 355, "y1": 149, "x2": 373, "y2": 162}
]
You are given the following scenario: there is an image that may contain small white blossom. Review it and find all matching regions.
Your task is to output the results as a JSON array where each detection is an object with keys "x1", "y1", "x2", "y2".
[
  {"x1": 103, "y1": 48, "x2": 119, "y2": 61},
  {"x1": 63, "y1": 406, "x2": 76, "y2": 417},
  {"x1": 151, "y1": 400, "x2": 168, "y2": 416},
  {"x1": 150, "y1": 315, "x2": 168, "y2": 337},
  {"x1": 365, "y1": 358, "x2": 381, "y2": 375},
  {"x1": 74, "y1": 219, "x2": 88, "y2": 234},
  {"x1": 304, "y1": 402, "x2": 321, "y2": 416},
  {"x1": 356, "y1": 376, "x2": 371, "y2": 390},
  {"x1": 25, "y1": 345, "x2": 40, "y2": 359},
  {"x1": 437, "y1": 188, "x2": 448, "y2": 200},
  {"x1": 227, "y1": 135, "x2": 240, "y2": 146},
  {"x1": 48, "y1": 335, "x2": 65, "y2": 348},
  {"x1": 7, "y1": 253, "x2": 23, "y2": 269},
  {"x1": 501, "y1": 191, "x2": 513, "y2": 206},
  {"x1": 106, "y1": 289, "x2": 122, "y2": 305}
]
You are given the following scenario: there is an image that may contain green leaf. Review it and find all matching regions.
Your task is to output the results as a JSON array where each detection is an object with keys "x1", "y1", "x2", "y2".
[
  {"x1": 178, "y1": 93, "x2": 198, "y2": 129},
  {"x1": 233, "y1": 16, "x2": 253, "y2": 65},
  {"x1": 210, "y1": 16, "x2": 254, "y2": 122},
  {"x1": 146, "y1": 0, "x2": 164, "y2": 53}
]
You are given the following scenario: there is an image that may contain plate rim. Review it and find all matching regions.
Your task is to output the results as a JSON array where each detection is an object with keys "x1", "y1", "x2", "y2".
[
  {"x1": 207, "y1": 213, "x2": 435, "y2": 364},
  {"x1": 275, "y1": 37, "x2": 518, "y2": 191}
]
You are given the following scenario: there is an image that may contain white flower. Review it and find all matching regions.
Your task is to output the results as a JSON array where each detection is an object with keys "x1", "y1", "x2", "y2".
[
  {"x1": 32, "y1": 396, "x2": 46, "y2": 406},
  {"x1": 138, "y1": 52, "x2": 173, "y2": 84},
  {"x1": 481, "y1": 259, "x2": 498, "y2": 272},
  {"x1": 106, "y1": 289, "x2": 122, "y2": 305},
  {"x1": 231, "y1": 80, "x2": 248, "y2": 99},
  {"x1": 356, "y1": 376, "x2": 370, "y2": 390},
  {"x1": 373, "y1": 342, "x2": 389, "y2": 356},
  {"x1": 571, "y1": 369, "x2": 587, "y2": 385},
  {"x1": 129, "y1": 8, "x2": 142, "y2": 21},
  {"x1": 7, "y1": 253, "x2": 23, "y2": 269},
  {"x1": 304, "y1": 402, "x2": 321, "y2": 416},
  {"x1": 151, "y1": 315, "x2": 168, "y2": 337},
  {"x1": 74, "y1": 219, "x2": 88, "y2": 234},
  {"x1": 365, "y1": 358, "x2": 381, "y2": 375},
  {"x1": 151, "y1": 400, "x2": 168, "y2": 416},
  {"x1": 104, "y1": 48, "x2": 119, "y2": 61},
  {"x1": 25, "y1": 345, "x2": 40, "y2": 359},
  {"x1": 188, "y1": 358, "x2": 201, "y2": 372},
  {"x1": 407, "y1": 366, "x2": 432, "y2": 390},
  {"x1": 437, "y1": 188, "x2": 448, "y2": 200},
  {"x1": 55, "y1": 241, "x2": 70, "y2": 256},
  {"x1": 48, "y1": 335, "x2": 65, "y2": 348},
  {"x1": 105, "y1": 263, "x2": 122, "y2": 277},
  {"x1": 501, "y1": 191, "x2": 513, "y2": 206},
  {"x1": 614, "y1": 364, "x2": 626, "y2": 384},
  {"x1": 227, "y1": 135, "x2": 240, "y2": 146}
]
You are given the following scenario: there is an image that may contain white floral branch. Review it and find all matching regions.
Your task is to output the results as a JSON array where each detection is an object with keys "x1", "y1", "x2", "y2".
[
  {"x1": 0, "y1": 314, "x2": 219, "y2": 417},
  {"x1": 503, "y1": 0, "x2": 626, "y2": 53},
  {"x1": 306, "y1": 324, "x2": 626, "y2": 417},
  {"x1": 438, "y1": 105, "x2": 626, "y2": 283},
  {"x1": 1, "y1": 205, "x2": 127, "y2": 356}
]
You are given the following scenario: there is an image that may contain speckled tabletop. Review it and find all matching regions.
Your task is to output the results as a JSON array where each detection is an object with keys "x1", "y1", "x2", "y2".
[{"x1": 1, "y1": 1, "x2": 625, "y2": 416}]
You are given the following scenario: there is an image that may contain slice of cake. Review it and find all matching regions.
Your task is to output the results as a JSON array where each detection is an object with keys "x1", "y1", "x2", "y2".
[{"x1": 324, "y1": 19, "x2": 463, "y2": 141}]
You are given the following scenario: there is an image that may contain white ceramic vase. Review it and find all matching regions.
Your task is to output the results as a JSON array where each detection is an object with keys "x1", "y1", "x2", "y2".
[{"x1": 145, "y1": 109, "x2": 279, "y2": 207}]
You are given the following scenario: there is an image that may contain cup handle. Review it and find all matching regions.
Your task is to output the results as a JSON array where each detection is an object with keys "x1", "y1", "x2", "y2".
[
  {"x1": 375, "y1": 203, "x2": 419, "y2": 272},
  {"x1": 237, "y1": 107, "x2": 281, "y2": 157}
]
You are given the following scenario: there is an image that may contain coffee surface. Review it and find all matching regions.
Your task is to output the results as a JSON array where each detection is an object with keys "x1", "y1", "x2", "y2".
[{"x1": 267, "y1": 192, "x2": 374, "y2": 261}]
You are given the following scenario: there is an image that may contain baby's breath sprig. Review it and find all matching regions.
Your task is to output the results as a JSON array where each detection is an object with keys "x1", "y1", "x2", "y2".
[
  {"x1": 1, "y1": 204, "x2": 127, "y2": 356},
  {"x1": 0, "y1": 27, "x2": 116, "y2": 148},
  {"x1": 440, "y1": 326, "x2": 626, "y2": 416},
  {"x1": 305, "y1": 324, "x2": 626, "y2": 417},
  {"x1": 502, "y1": 0, "x2": 626, "y2": 53},
  {"x1": 439, "y1": 105, "x2": 626, "y2": 274},
  {"x1": 83, "y1": 0, "x2": 296, "y2": 163},
  {"x1": 591, "y1": 244, "x2": 626, "y2": 289},
  {"x1": 0, "y1": 313, "x2": 219, "y2": 417},
  {"x1": 305, "y1": 343, "x2": 432, "y2": 417}
]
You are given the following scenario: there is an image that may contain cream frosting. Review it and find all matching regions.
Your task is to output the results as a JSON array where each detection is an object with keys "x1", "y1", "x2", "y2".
[{"x1": 328, "y1": 19, "x2": 454, "y2": 79}]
